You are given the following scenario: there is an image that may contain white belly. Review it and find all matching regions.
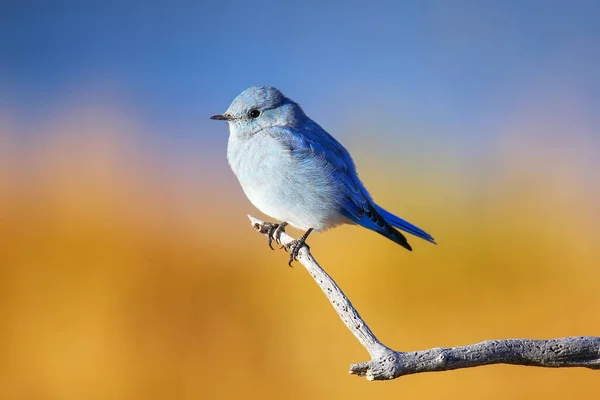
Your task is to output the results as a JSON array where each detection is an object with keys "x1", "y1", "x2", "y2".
[{"x1": 227, "y1": 132, "x2": 345, "y2": 231}]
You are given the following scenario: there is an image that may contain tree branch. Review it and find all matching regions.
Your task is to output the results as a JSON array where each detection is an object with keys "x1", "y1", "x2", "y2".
[{"x1": 249, "y1": 216, "x2": 600, "y2": 381}]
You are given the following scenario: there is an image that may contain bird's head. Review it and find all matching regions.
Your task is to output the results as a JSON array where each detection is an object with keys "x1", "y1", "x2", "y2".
[{"x1": 211, "y1": 86, "x2": 305, "y2": 136}]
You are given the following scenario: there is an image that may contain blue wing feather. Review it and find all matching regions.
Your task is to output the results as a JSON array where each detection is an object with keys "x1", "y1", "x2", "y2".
[{"x1": 270, "y1": 124, "x2": 434, "y2": 249}]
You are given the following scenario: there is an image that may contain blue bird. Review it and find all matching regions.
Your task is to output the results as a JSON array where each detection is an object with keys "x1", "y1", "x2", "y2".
[{"x1": 211, "y1": 86, "x2": 435, "y2": 265}]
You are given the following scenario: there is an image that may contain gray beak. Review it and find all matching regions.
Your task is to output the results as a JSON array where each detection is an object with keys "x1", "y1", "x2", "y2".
[{"x1": 210, "y1": 114, "x2": 232, "y2": 121}]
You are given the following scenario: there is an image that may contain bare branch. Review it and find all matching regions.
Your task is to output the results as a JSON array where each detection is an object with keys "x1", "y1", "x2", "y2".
[{"x1": 249, "y1": 216, "x2": 600, "y2": 381}]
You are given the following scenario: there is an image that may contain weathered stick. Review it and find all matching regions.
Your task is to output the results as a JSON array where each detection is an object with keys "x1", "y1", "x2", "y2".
[{"x1": 249, "y1": 216, "x2": 600, "y2": 381}]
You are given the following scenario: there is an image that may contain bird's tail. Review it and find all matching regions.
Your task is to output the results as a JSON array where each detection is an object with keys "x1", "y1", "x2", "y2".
[{"x1": 373, "y1": 204, "x2": 436, "y2": 244}]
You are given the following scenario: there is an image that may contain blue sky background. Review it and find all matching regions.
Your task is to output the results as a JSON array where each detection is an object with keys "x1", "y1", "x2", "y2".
[{"x1": 2, "y1": 1, "x2": 599, "y2": 167}]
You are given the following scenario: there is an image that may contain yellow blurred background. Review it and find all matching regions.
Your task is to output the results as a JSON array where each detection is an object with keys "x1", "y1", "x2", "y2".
[
  {"x1": 0, "y1": 97, "x2": 598, "y2": 399},
  {"x1": 3, "y1": 2, "x2": 600, "y2": 399}
]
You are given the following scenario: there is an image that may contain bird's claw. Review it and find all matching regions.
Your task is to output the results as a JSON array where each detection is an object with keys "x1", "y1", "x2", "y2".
[
  {"x1": 261, "y1": 222, "x2": 287, "y2": 250},
  {"x1": 283, "y1": 237, "x2": 310, "y2": 267},
  {"x1": 273, "y1": 222, "x2": 287, "y2": 245},
  {"x1": 259, "y1": 222, "x2": 312, "y2": 267}
]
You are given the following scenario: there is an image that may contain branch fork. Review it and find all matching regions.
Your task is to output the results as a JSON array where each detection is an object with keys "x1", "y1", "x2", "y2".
[{"x1": 249, "y1": 215, "x2": 600, "y2": 381}]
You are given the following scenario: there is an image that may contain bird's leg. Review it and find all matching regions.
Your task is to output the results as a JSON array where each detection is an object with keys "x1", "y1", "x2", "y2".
[
  {"x1": 272, "y1": 222, "x2": 288, "y2": 245},
  {"x1": 261, "y1": 221, "x2": 288, "y2": 250},
  {"x1": 283, "y1": 228, "x2": 313, "y2": 267}
]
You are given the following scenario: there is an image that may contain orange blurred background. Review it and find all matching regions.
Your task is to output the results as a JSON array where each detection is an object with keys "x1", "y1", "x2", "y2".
[
  {"x1": 1, "y1": 95, "x2": 598, "y2": 399},
  {"x1": 2, "y1": 2, "x2": 599, "y2": 399}
]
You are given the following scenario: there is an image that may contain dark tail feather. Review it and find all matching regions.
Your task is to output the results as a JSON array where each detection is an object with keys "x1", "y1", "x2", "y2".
[
  {"x1": 373, "y1": 204, "x2": 436, "y2": 244},
  {"x1": 341, "y1": 204, "x2": 413, "y2": 251},
  {"x1": 377, "y1": 224, "x2": 413, "y2": 251}
]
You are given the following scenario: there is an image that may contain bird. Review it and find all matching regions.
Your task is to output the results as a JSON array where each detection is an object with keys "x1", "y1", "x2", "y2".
[{"x1": 211, "y1": 86, "x2": 435, "y2": 265}]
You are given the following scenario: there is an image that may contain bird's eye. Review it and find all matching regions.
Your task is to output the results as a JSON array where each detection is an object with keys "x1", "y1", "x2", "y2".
[{"x1": 248, "y1": 109, "x2": 261, "y2": 119}]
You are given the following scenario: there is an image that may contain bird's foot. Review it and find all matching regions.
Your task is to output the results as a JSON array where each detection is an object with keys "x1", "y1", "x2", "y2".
[
  {"x1": 281, "y1": 228, "x2": 313, "y2": 267},
  {"x1": 261, "y1": 221, "x2": 288, "y2": 250}
]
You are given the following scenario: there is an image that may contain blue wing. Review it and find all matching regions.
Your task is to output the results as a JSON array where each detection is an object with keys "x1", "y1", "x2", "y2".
[{"x1": 270, "y1": 123, "x2": 435, "y2": 249}]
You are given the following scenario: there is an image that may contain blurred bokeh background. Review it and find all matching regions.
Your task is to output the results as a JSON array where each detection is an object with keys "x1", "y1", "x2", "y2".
[{"x1": 1, "y1": 1, "x2": 599, "y2": 399}]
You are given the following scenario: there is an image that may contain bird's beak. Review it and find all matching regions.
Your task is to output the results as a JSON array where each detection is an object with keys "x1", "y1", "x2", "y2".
[{"x1": 210, "y1": 113, "x2": 232, "y2": 121}]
